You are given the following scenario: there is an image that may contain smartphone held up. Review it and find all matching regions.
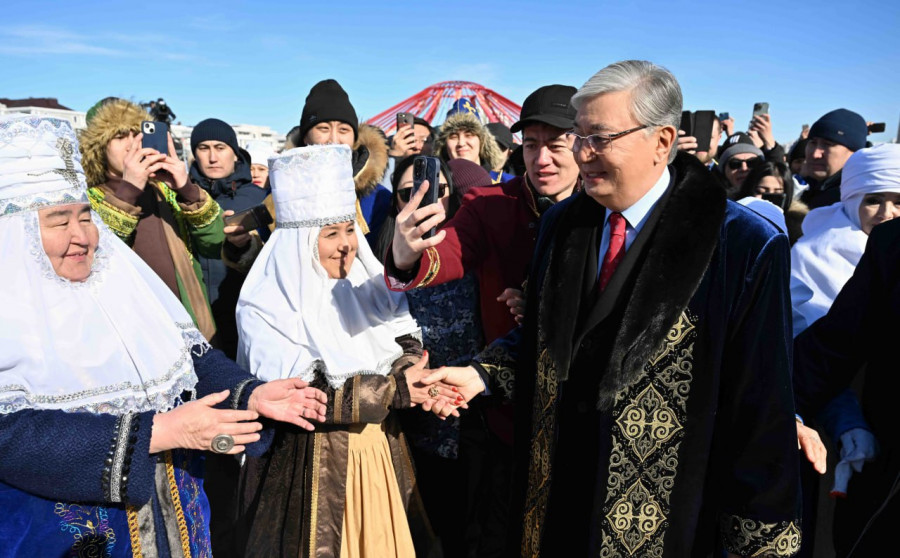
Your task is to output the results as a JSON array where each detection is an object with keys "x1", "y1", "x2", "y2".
[
  {"x1": 141, "y1": 121, "x2": 169, "y2": 155},
  {"x1": 412, "y1": 155, "x2": 442, "y2": 240}
]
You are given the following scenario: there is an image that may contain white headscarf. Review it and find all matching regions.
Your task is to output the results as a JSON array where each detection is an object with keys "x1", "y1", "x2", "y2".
[
  {"x1": 790, "y1": 144, "x2": 900, "y2": 336},
  {"x1": 0, "y1": 115, "x2": 205, "y2": 415},
  {"x1": 236, "y1": 145, "x2": 419, "y2": 389}
]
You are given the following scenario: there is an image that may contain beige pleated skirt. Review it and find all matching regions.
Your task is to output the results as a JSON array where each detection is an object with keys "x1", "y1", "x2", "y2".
[{"x1": 340, "y1": 422, "x2": 416, "y2": 558}]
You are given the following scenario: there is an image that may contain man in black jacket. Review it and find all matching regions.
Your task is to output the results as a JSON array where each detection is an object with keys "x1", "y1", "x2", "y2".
[{"x1": 800, "y1": 109, "x2": 867, "y2": 209}]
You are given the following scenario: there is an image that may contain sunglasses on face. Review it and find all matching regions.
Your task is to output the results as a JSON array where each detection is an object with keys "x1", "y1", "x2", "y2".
[
  {"x1": 397, "y1": 183, "x2": 449, "y2": 203},
  {"x1": 727, "y1": 157, "x2": 761, "y2": 170}
]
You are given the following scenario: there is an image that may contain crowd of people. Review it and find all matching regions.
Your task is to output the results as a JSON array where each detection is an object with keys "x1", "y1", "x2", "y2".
[{"x1": 0, "y1": 58, "x2": 897, "y2": 558}]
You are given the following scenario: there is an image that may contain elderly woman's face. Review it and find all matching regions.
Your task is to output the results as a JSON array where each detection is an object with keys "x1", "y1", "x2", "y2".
[
  {"x1": 318, "y1": 220, "x2": 358, "y2": 279},
  {"x1": 858, "y1": 192, "x2": 900, "y2": 235},
  {"x1": 38, "y1": 203, "x2": 99, "y2": 282}
]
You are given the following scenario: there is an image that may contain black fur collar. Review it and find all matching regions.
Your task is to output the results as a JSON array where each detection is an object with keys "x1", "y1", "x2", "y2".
[{"x1": 537, "y1": 153, "x2": 726, "y2": 411}]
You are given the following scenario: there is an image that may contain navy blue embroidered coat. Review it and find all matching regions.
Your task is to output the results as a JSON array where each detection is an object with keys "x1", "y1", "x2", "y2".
[
  {"x1": 0, "y1": 348, "x2": 271, "y2": 557},
  {"x1": 473, "y1": 153, "x2": 802, "y2": 557}
]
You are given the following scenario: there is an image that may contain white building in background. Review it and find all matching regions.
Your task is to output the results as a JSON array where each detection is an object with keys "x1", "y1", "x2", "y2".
[
  {"x1": 0, "y1": 100, "x2": 88, "y2": 130},
  {"x1": 1, "y1": 99, "x2": 286, "y2": 155}
]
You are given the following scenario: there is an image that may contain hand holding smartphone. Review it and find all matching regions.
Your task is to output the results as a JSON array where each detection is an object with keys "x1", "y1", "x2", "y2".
[
  {"x1": 397, "y1": 112, "x2": 415, "y2": 132},
  {"x1": 412, "y1": 155, "x2": 443, "y2": 239},
  {"x1": 223, "y1": 204, "x2": 273, "y2": 231},
  {"x1": 141, "y1": 121, "x2": 169, "y2": 155}
]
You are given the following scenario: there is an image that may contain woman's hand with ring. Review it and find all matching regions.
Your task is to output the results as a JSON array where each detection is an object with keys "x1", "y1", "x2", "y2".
[{"x1": 150, "y1": 390, "x2": 262, "y2": 455}]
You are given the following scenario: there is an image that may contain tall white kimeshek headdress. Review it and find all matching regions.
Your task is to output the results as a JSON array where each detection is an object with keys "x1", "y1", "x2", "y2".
[
  {"x1": 236, "y1": 144, "x2": 419, "y2": 388},
  {"x1": 0, "y1": 115, "x2": 205, "y2": 415},
  {"x1": 790, "y1": 143, "x2": 900, "y2": 336}
]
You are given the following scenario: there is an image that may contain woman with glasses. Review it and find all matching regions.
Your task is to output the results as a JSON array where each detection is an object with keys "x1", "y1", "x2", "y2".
[{"x1": 376, "y1": 155, "x2": 487, "y2": 556}]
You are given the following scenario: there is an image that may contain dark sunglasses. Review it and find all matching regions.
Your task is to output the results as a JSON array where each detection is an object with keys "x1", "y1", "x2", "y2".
[
  {"x1": 397, "y1": 183, "x2": 449, "y2": 203},
  {"x1": 727, "y1": 157, "x2": 761, "y2": 170}
]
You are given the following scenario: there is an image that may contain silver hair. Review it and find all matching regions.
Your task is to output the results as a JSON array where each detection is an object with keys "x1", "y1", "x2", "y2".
[{"x1": 571, "y1": 60, "x2": 683, "y2": 163}]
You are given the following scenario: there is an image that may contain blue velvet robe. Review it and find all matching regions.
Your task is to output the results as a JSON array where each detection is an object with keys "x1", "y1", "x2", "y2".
[
  {"x1": 0, "y1": 348, "x2": 270, "y2": 557},
  {"x1": 473, "y1": 153, "x2": 802, "y2": 557}
]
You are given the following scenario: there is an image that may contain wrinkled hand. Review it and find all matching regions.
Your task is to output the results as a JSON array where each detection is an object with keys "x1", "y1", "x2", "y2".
[
  {"x1": 222, "y1": 210, "x2": 252, "y2": 248},
  {"x1": 389, "y1": 124, "x2": 417, "y2": 157},
  {"x1": 150, "y1": 390, "x2": 261, "y2": 455},
  {"x1": 248, "y1": 377, "x2": 328, "y2": 431},
  {"x1": 150, "y1": 132, "x2": 189, "y2": 190},
  {"x1": 498, "y1": 288, "x2": 525, "y2": 324},
  {"x1": 797, "y1": 422, "x2": 827, "y2": 474},
  {"x1": 676, "y1": 129, "x2": 698, "y2": 154},
  {"x1": 749, "y1": 114, "x2": 775, "y2": 149},
  {"x1": 122, "y1": 133, "x2": 167, "y2": 191},
  {"x1": 421, "y1": 365, "x2": 485, "y2": 420},
  {"x1": 392, "y1": 179, "x2": 447, "y2": 270}
]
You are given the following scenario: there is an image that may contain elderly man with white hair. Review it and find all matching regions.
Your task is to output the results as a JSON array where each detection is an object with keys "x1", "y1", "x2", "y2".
[{"x1": 424, "y1": 60, "x2": 802, "y2": 557}]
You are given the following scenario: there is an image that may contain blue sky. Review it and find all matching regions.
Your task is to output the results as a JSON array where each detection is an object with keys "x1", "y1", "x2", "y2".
[{"x1": 2, "y1": 0, "x2": 899, "y2": 144}]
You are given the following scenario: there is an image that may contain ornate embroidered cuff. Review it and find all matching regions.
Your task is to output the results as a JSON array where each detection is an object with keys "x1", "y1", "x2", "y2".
[
  {"x1": 181, "y1": 193, "x2": 221, "y2": 229},
  {"x1": 416, "y1": 247, "x2": 441, "y2": 288},
  {"x1": 102, "y1": 413, "x2": 141, "y2": 504},
  {"x1": 719, "y1": 514, "x2": 801, "y2": 557},
  {"x1": 88, "y1": 188, "x2": 139, "y2": 240},
  {"x1": 473, "y1": 343, "x2": 517, "y2": 399}
]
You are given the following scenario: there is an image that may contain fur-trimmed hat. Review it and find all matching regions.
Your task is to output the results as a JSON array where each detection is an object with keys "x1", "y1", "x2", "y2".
[
  {"x1": 434, "y1": 112, "x2": 504, "y2": 171},
  {"x1": 78, "y1": 99, "x2": 147, "y2": 187}
]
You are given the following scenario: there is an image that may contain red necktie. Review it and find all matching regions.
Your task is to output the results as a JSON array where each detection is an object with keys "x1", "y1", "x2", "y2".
[{"x1": 598, "y1": 212, "x2": 626, "y2": 292}]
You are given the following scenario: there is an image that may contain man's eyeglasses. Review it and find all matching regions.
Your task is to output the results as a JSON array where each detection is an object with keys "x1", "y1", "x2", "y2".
[
  {"x1": 726, "y1": 157, "x2": 761, "y2": 170},
  {"x1": 397, "y1": 183, "x2": 449, "y2": 203},
  {"x1": 565, "y1": 125, "x2": 649, "y2": 154}
]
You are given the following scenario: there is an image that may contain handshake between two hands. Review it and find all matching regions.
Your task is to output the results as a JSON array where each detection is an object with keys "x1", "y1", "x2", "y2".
[{"x1": 404, "y1": 351, "x2": 486, "y2": 420}]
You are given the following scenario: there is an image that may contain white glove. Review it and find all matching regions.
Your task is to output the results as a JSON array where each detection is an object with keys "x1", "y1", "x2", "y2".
[{"x1": 831, "y1": 428, "x2": 878, "y2": 496}]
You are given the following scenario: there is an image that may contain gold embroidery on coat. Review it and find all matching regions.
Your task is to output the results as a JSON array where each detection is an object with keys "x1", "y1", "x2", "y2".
[
  {"x1": 521, "y1": 349, "x2": 558, "y2": 558},
  {"x1": 648, "y1": 312, "x2": 695, "y2": 366},
  {"x1": 606, "y1": 480, "x2": 667, "y2": 554},
  {"x1": 720, "y1": 515, "x2": 802, "y2": 557},
  {"x1": 616, "y1": 384, "x2": 683, "y2": 463},
  {"x1": 601, "y1": 310, "x2": 697, "y2": 556}
]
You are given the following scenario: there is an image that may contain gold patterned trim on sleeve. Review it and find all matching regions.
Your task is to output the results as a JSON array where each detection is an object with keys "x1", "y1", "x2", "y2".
[
  {"x1": 351, "y1": 376, "x2": 361, "y2": 423},
  {"x1": 88, "y1": 187, "x2": 139, "y2": 240},
  {"x1": 164, "y1": 451, "x2": 193, "y2": 558},
  {"x1": 126, "y1": 505, "x2": 143, "y2": 558},
  {"x1": 719, "y1": 514, "x2": 801, "y2": 557},
  {"x1": 333, "y1": 386, "x2": 343, "y2": 423},
  {"x1": 181, "y1": 193, "x2": 221, "y2": 229},
  {"x1": 416, "y1": 247, "x2": 441, "y2": 288}
]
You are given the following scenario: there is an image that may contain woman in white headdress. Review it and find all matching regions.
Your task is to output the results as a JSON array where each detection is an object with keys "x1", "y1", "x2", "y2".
[
  {"x1": 790, "y1": 144, "x2": 900, "y2": 506},
  {"x1": 0, "y1": 115, "x2": 327, "y2": 557},
  {"x1": 235, "y1": 144, "x2": 453, "y2": 558}
]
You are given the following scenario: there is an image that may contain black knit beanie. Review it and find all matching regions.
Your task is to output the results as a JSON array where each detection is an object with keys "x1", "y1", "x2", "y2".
[
  {"x1": 190, "y1": 118, "x2": 240, "y2": 156},
  {"x1": 299, "y1": 79, "x2": 359, "y2": 145}
]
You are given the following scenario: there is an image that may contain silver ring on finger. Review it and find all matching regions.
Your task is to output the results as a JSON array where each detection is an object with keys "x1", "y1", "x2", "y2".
[{"x1": 211, "y1": 433, "x2": 235, "y2": 454}]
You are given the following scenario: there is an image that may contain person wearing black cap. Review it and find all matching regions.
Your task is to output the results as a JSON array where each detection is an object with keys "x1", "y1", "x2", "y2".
[
  {"x1": 801, "y1": 108, "x2": 868, "y2": 209},
  {"x1": 717, "y1": 132, "x2": 765, "y2": 197},
  {"x1": 486, "y1": 122, "x2": 517, "y2": 183},
  {"x1": 297, "y1": 79, "x2": 391, "y2": 246},
  {"x1": 186, "y1": 116, "x2": 273, "y2": 557},
  {"x1": 383, "y1": 84, "x2": 580, "y2": 556}
]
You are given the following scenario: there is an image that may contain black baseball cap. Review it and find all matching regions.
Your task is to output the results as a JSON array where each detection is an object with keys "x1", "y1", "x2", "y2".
[
  {"x1": 486, "y1": 122, "x2": 514, "y2": 149},
  {"x1": 510, "y1": 84, "x2": 577, "y2": 133}
]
